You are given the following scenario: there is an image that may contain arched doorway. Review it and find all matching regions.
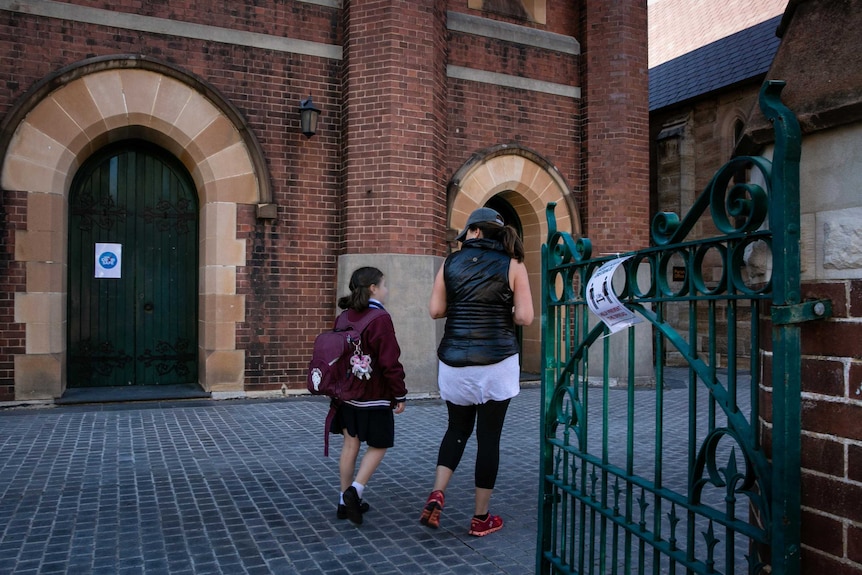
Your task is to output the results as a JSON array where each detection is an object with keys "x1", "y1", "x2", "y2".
[
  {"x1": 67, "y1": 140, "x2": 198, "y2": 387},
  {"x1": 484, "y1": 194, "x2": 527, "y2": 356},
  {"x1": 447, "y1": 145, "x2": 581, "y2": 374},
  {"x1": 1, "y1": 58, "x2": 267, "y2": 399},
  {"x1": 485, "y1": 195, "x2": 523, "y2": 237}
]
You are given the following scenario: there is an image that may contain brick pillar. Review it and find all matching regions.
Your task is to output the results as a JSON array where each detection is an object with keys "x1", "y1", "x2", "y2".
[
  {"x1": 580, "y1": 0, "x2": 652, "y2": 385},
  {"x1": 341, "y1": 0, "x2": 448, "y2": 255},
  {"x1": 793, "y1": 280, "x2": 862, "y2": 573},
  {"x1": 580, "y1": 0, "x2": 649, "y2": 253},
  {"x1": 340, "y1": 0, "x2": 449, "y2": 395}
]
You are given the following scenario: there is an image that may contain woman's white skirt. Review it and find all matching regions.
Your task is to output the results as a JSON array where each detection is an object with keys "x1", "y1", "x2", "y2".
[{"x1": 437, "y1": 354, "x2": 521, "y2": 406}]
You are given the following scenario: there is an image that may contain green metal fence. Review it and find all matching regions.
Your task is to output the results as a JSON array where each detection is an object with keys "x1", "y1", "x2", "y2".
[{"x1": 537, "y1": 82, "x2": 827, "y2": 575}]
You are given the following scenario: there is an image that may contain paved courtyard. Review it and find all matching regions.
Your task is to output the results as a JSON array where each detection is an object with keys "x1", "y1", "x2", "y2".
[
  {"x1": 0, "y1": 387, "x2": 543, "y2": 575},
  {"x1": 0, "y1": 370, "x2": 747, "y2": 574}
]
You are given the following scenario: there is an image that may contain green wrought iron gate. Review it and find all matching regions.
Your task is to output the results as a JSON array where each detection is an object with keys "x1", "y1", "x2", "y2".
[{"x1": 538, "y1": 83, "x2": 827, "y2": 575}]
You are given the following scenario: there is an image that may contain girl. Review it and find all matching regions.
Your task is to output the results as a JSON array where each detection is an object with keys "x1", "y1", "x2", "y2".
[{"x1": 330, "y1": 267, "x2": 407, "y2": 524}]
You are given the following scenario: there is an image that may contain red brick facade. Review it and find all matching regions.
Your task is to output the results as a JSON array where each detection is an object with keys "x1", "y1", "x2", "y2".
[
  {"x1": 581, "y1": 0, "x2": 650, "y2": 253},
  {"x1": 0, "y1": 0, "x2": 650, "y2": 400},
  {"x1": 798, "y1": 280, "x2": 862, "y2": 573},
  {"x1": 760, "y1": 280, "x2": 862, "y2": 572},
  {"x1": 0, "y1": 191, "x2": 26, "y2": 390}
]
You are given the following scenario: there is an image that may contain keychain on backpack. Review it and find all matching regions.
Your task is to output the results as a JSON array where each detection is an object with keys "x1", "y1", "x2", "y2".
[{"x1": 350, "y1": 339, "x2": 373, "y2": 380}]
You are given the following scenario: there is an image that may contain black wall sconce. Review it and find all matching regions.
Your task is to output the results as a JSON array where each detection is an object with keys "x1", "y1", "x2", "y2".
[{"x1": 299, "y1": 97, "x2": 321, "y2": 138}]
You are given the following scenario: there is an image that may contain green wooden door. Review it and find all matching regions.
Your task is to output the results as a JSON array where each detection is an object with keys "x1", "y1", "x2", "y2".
[{"x1": 68, "y1": 140, "x2": 198, "y2": 387}]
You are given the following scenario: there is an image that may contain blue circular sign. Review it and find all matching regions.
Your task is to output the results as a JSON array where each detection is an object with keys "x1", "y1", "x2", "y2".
[{"x1": 99, "y1": 251, "x2": 118, "y2": 269}]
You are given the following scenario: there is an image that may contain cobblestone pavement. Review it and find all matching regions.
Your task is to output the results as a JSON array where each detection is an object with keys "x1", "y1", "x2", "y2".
[
  {"x1": 0, "y1": 387, "x2": 543, "y2": 575},
  {"x1": 0, "y1": 373, "x2": 747, "y2": 575}
]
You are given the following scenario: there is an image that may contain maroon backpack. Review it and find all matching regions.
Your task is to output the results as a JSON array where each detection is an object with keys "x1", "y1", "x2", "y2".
[
  {"x1": 307, "y1": 308, "x2": 385, "y2": 454},
  {"x1": 306, "y1": 308, "x2": 385, "y2": 401}
]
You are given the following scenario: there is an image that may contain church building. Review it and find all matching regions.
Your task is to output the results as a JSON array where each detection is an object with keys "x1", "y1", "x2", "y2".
[{"x1": 0, "y1": 0, "x2": 648, "y2": 401}]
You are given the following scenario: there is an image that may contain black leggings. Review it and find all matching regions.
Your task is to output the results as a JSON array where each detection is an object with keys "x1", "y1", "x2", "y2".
[{"x1": 436, "y1": 399, "x2": 511, "y2": 490}]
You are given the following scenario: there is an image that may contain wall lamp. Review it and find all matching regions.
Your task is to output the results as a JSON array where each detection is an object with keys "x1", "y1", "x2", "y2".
[{"x1": 299, "y1": 97, "x2": 321, "y2": 138}]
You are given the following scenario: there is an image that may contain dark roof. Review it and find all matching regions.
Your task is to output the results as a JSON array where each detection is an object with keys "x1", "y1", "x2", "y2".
[
  {"x1": 649, "y1": 15, "x2": 782, "y2": 111},
  {"x1": 742, "y1": 0, "x2": 862, "y2": 149}
]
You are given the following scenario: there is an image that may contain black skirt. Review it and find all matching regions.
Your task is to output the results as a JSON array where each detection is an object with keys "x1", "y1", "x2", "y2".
[{"x1": 329, "y1": 403, "x2": 395, "y2": 449}]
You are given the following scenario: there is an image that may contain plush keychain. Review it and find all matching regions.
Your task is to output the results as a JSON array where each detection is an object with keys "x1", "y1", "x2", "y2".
[{"x1": 350, "y1": 352, "x2": 372, "y2": 379}]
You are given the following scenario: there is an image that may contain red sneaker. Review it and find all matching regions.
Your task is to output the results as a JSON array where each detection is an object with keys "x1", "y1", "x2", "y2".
[
  {"x1": 468, "y1": 513, "x2": 503, "y2": 537},
  {"x1": 419, "y1": 490, "x2": 445, "y2": 528}
]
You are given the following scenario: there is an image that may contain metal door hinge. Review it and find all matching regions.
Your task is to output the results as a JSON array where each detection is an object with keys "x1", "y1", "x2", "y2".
[{"x1": 771, "y1": 299, "x2": 832, "y2": 325}]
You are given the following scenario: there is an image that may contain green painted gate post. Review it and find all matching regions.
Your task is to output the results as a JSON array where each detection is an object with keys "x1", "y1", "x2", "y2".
[
  {"x1": 762, "y1": 80, "x2": 803, "y2": 575},
  {"x1": 537, "y1": 215, "x2": 555, "y2": 575}
]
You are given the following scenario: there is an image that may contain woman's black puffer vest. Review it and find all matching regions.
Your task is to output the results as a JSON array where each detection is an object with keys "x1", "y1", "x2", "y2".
[{"x1": 437, "y1": 238, "x2": 520, "y2": 367}]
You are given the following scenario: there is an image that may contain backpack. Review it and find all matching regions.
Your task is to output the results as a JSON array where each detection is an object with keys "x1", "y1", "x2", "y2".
[
  {"x1": 307, "y1": 308, "x2": 385, "y2": 402},
  {"x1": 308, "y1": 308, "x2": 385, "y2": 456}
]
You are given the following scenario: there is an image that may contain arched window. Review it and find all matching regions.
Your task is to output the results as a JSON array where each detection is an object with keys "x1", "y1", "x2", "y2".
[{"x1": 733, "y1": 118, "x2": 745, "y2": 149}]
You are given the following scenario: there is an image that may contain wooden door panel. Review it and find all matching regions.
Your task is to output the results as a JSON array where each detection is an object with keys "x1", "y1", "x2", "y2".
[
  {"x1": 134, "y1": 152, "x2": 197, "y2": 384},
  {"x1": 68, "y1": 141, "x2": 198, "y2": 387}
]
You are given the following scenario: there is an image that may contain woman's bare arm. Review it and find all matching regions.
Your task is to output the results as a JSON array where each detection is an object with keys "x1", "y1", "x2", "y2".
[
  {"x1": 428, "y1": 265, "x2": 448, "y2": 319},
  {"x1": 510, "y1": 260, "x2": 534, "y2": 326}
]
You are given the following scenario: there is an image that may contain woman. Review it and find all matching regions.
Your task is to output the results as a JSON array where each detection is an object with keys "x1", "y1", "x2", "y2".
[
  {"x1": 420, "y1": 207, "x2": 534, "y2": 537},
  {"x1": 330, "y1": 266, "x2": 407, "y2": 525}
]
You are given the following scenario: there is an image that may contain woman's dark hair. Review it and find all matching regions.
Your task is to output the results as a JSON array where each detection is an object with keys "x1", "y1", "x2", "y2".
[
  {"x1": 338, "y1": 266, "x2": 384, "y2": 310},
  {"x1": 476, "y1": 223, "x2": 525, "y2": 262}
]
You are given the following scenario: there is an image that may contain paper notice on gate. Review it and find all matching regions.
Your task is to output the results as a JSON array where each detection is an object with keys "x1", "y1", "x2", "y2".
[
  {"x1": 586, "y1": 256, "x2": 642, "y2": 334},
  {"x1": 95, "y1": 243, "x2": 122, "y2": 279}
]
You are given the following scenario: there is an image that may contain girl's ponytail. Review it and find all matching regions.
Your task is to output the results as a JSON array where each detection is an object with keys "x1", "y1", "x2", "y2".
[{"x1": 338, "y1": 266, "x2": 385, "y2": 311}]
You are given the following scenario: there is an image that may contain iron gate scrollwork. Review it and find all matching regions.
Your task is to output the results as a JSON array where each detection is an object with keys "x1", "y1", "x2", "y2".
[{"x1": 538, "y1": 82, "x2": 822, "y2": 575}]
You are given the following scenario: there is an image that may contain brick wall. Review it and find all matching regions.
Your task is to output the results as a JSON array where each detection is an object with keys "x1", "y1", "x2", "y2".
[
  {"x1": 0, "y1": 0, "x2": 642, "y2": 394},
  {"x1": 341, "y1": 0, "x2": 449, "y2": 256},
  {"x1": 798, "y1": 280, "x2": 862, "y2": 573},
  {"x1": 0, "y1": 3, "x2": 344, "y2": 393},
  {"x1": 761, "y1": 279, "x2": 862, "y2": 573},
  {"x1": 0, "y1": 191, "x2": 26, "y2": 401},
  {"x1": 445, "y1": 25, "x2": 581, "y2": 202},
  {"x1": 579, "y1": 0, "x2": 649, "y2": 254}
]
